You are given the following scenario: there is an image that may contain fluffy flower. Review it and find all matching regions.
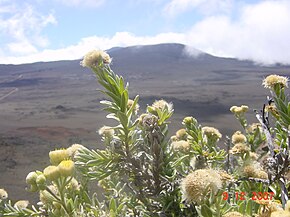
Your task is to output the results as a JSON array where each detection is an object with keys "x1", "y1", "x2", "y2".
[
  {"x1": 36, "y1": 174, "x2": 46, "y2": 190},
  {"x1": 49, "y1": 149, "x2": 70, "y2": 165},
  {"x1": 247, "y1": 123, "x2": 262, "y2": 133},
  {"x1": 230, "y1": 143, "x2": 250, "y2": 155},
  {"x1": 172, "y1": 140, "x2": 190, "y2": 152},
  {"x1": 242, "y1": 161, "x2": 267, "y2": 179},
  {"x1": 262, "y1": 74, "x2": 288, "y2": 89},
  {"x1": 67, "y1": 144, "x2": 85, "y2": 159},
  {"x1": 14, "y1": 200, "x2": 29, "y2": 209},
  {"x1": 152, "y1": 99, "x2": 173, "y2": 112},
  {"x1": 43, "y1": 166, "x2": 60, "y2": 181},
  {"x1": 232, "y1": 131, "x2": 247, "y2": 144},
  {"x1": 202, "y1": 126, "x2": 222, "y2": 140},
  {"x1": 81, "y1": 50, "x2": 111, "y2": 68},
  {"x1": 230, "y1": 105, "x2": 249, "y2": 115},
  {"x1": 183, "y1": 116, "x2": 196, "y2": 125},
  {"x1": 180, "y1": 169, "x2": 222, "y2": 204},
  {"x1": 58, "y1": 160, "x2": 75, "y2": 177},
  {"x1": 0, "y1": 188, "x2": 8, "y2": 200},
  {"x1": 175, "y1": 129, "x2": 187, "y2": 140},
  {"x1": 223, "y1": 211, "x2": 245, "y2": 217},
  {"x1": 271, "y1": 211, "x2": 290, "y2": 217},
  {"x1": 98, "y1": 126, "x2": 114, "y2": 138}
]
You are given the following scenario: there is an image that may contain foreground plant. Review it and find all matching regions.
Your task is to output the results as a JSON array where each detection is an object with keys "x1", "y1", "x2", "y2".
[{"x1": 0, "y1": 50, "x2": 290, "y2": 217}]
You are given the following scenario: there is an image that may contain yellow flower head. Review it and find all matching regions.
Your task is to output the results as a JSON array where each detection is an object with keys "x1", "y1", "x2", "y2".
[
  {"x1": 262, "y1": 74, "x2": 288, "y2": 89},
  {"x1": 98, "y1": 126, "x2": 114, "y2": 138},
  {"x1": 49, "y1": 149, "x2": 70, "y2": 166},
  {"x1": 230, "y1": 105, "x2": 249, "y2": 115},
  {"x1": 43, "y1": 166, "x2": 60, "y2": 181},
  {"x1": 223, "y1": 211, "x2": 245, "y2": 217},
  {"x1": 172, "y1": 140, "x2": 190, "y2": 152},
  {"x1": 81, "y1": 50, "x2": 111, "y2": 68},
  {"x1": 58, "y1": 160, "x2": 75, "y2": 177},
  {"x1": 271, "y1": 210, "x2": 290, "y2": 217},
  {"x1": 175, "y1": 129, "x2": 187, "y2": 140},
  {"x1": 0, "y1": 188, "x2": 8, "y2": 200},
  {"x1": 202, "y1": 126, "x2": 222, "y2": 140},
  {"x1": 14, "y1": 200, "x2": 29, "y2": 209},
  {"x1": 232, "y1": 131, "x2": 247, "y2": 144},
  {"x1": 67, "y1": 143, "x2": 85, "y2": 159},
  {"x1": 230, "y1": 143, "x2": 250, "y2": 155},
  {"x1": 181, "y1": 169, "x2": 222, "y2": 204}
]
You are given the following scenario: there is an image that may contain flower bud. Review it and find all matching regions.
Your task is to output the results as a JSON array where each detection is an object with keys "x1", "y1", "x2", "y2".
[
  {"x1": 36, "y1": 174, "x2": 47, "y2": 190},
  {"x1": 183, "y1": 116, "x2": 195, "y2": 125},
  {"x1": 58, "y1": 160, "x2": 75, "y2": 177},
  {"x1": 0, "y1": 188, "x2": 8, "y2": 200},
  {"x1": 43, "y1": 166, "x2": 60, "y2": 181},
  {"x1": 14, "y1": 200, "x2": 29, "y2": 209},
  {"x1": 26, "y1": 171, "x2": 38, "y2": 185},
  {"x1": 49, "y1": 149, "x2": 69, "y2": 165}
]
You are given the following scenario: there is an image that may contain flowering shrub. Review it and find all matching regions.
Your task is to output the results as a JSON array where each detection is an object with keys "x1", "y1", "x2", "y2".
[{"x1": 0, "y1": 50, "x2": 290, "y2": 217}]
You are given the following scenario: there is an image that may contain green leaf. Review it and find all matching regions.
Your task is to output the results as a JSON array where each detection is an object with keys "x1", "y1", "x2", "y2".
[{"x1": 200, "y1": 204, "x2": 213, "y2": 217}]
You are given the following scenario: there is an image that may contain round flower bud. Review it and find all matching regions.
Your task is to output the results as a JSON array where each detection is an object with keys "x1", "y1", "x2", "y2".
[
  {"x1": 36, "y1": 174, "x2": 47, "y2": 190},
  {"x1": 183, "y1": 116, "x2": 196, "y2": 125},
  {"x1": 0, "y1": 188, "x2": 8, "y2": 200},
  {"x1": 176, "y1": 129, "x2": 187, "y2": 140},
  {"x1": 28, "y1": 184, "x2": 39, "y2": 192},
  {"x1": 49, "y1": 149, "x2": 69, "y2": 165},
  {"x1": 26, "y1": 171, "x2": 38, "y2": 185},
  {"x1": 58, "y1": 160, "x2": 75, "y2": 177},
  {"x1": 231, "y1": 131, "x2": 247, "y2": 144},
  {"x1": 43, "y1": 166, "x2": 60, "y2": 181},
  {"x1": 14, "y1": 200, "x2": 29, "y2": 209}
]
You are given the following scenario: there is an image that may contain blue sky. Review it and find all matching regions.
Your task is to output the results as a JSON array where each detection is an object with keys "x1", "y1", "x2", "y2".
[{"x1": 1, "y1": 0, "x2": 290, "y2": 64}]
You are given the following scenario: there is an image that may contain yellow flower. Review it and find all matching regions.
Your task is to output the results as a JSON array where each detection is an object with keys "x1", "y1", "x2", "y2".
[
  {"x1": 230, "y1": 105, "x2": 249, "y2": 115},
  {"x1": 14, "y1": 200, "x2": 29, "y2": 209},
  {"x1": 80, "y1": 50, "x2": 111, "y2": 68},
  {"x1": 202, "y1": 126, "x2": 222, "y2": 140},
  {"x1": 271, "y1": 211, "x2": 290, "y2": 217},
  {"x1": 0, "y1": 188, "x2": 8, "y2": 200},
  {"x1": 98, "y1": 126, "x2": 114, "y2": 138},
  {"x1": 223, "y1": 211, "x2": 245, "y2": 217},
  {"x1": 180, "y1": 169, "x2": 222, "y2": 204},
  {"x1": 175, "y1": 129, "x2": 187, "y2": 140},
  {"x1": 43, "y1": 166, "x2": 60, "y2": 181},
  {"x1": 49, "y1": 149, "x2": 70, "y2": 165},
  {"x1": 232, "y1": 131, "x2": 247, "y2": 144},
  {"x1": 262, "y1": 74, "x2": 288, "y2": 89},
  {"x1": 230, "y1": 143, "x2": 250, "y2": 155},
  {"x1": 172, "y1": 140, "x2": 190, "y2": 152},
  {"x1": 170, "y1": 135, "x2": 178, "y2": 142},
  {"x1": 58, "y1": 160, "x2": 75, "y2": 177}
]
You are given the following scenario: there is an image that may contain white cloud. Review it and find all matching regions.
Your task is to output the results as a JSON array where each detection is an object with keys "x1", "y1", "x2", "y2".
[
  {"x1": 184, "y1": 0, "x2": 290, "y2": 64},
  {"x1": 1, "y1": 0, "x2": 290, "y2": 65},
  {"x1": 0, "y1": 2, "x2": 57, "y2": 55},
  {"x1": 163, "y1": 0, "x2": 233, "y2": 16},
  {"x1": 55, "y1": 0, "x2": 105, "y2": 7},
  {"x1": 0, "y1": 32, "x2": 186, "y2": 64}
]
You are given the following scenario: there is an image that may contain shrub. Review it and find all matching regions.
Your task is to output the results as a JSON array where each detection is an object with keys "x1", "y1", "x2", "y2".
[{"x1": 1, "y1": 51, "x2": 290, "y2": 217}]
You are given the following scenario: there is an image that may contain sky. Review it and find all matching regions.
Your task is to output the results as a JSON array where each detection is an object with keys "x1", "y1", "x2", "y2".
[{"x1": 0, "y1": 0, "x2": 290, "y2": 64}]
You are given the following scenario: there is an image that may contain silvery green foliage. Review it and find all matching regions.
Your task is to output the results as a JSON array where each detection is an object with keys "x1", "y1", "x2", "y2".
[{"x1": 1, "y1": 52, "x2": 290, "y2": 217}]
